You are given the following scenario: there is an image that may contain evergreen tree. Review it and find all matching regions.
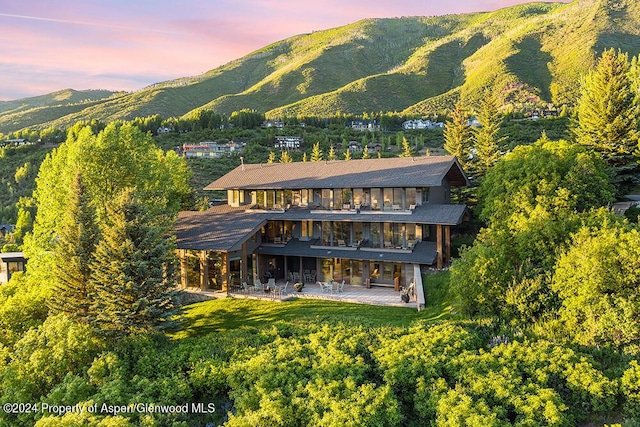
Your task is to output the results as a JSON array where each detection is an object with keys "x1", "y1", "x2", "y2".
[
  {"x1": 573, "y1": 49, "x2": 640, "y2": 194},
  {"x1": 362, "y1": 145, "x2": 370, "y2": 159},
  {"x1": 444, "y1": 100, "x2": 472, "y2": 169},
  {"x1": 399, "y1": 137, "x2": 413, "y2": 158},
  {"x1": 279, "y1": 151, "x2": 293, "y2": 163},
  {"x1": 343, "y1": 149, "x2": 352, "y2": 161},
  {"x1": 91, "y1": 189, "x2": 180, "y2": 338},
  {"x1": 302, "y1": 152, "x2": 308, "y2": 162},
  {"x1": 267, "y1": 151, "x2": 276, "y2": 163},
  {"x1": 49, "y1": 173, "x2": 99, "y2": 321},
  {"x1": 473, "y1": 93, "x2": 504, "y2": 174},
  {"x1": 328, "y1": 145, "x2": 336, "y2": 161},
  {"x1": 311, "y1": 142, "x2": 323, "y2": 162}
]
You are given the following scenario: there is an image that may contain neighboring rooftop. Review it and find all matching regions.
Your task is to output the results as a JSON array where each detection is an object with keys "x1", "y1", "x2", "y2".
[{"x1": 205, "y1": 156, "x2": 468, "y2": 190}]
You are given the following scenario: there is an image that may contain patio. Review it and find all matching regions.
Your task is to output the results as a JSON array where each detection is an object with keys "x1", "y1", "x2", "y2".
[{"x1": 183, "y1": 281, "x2": 418, "y2": 308}]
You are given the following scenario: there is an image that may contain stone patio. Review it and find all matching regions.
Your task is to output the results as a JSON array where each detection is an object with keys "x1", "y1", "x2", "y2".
[{"x1": 183, "y1": 281, "x2": 418, "y2": 309}]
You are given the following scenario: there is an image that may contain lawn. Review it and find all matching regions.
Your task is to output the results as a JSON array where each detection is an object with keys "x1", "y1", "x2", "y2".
[{"x1": 172, "y1": 271, "x2": 453, "y2": 339}]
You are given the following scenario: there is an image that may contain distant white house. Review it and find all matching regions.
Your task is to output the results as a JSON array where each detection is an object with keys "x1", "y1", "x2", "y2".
[
  {"x1": 262, "y1": 120, "x2": 285, "y2": 130},
  {"x1": 275, "y1": 136, "x2": 302, "y2": 151},
  {"x1": 182, "y1": 141, "x2": 244, "y2": 158},
  {"x1": 402, "y1": 119, "x2": 444, "y2": 130},
  {"x1": 349, "y1": 121, "x2": 380, "y2": 132}
]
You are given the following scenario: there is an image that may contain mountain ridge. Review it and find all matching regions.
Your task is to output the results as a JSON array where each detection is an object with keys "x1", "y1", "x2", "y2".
[{"x1": 1, "y1": 0, "x2": 639, "y2": 134}]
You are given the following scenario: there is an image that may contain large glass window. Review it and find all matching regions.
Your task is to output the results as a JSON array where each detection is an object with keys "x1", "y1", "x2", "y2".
[
  {"x1": 353, "y1": 188, "x2": 364, "y2": 206},
  {"x1": 422, "y1": 187, "x2": 430, "y2": 203},
  {"x1": 353, "y1": 222, "x2": 363, "y2": 244},
  {"x1": 383, "y1": 188, "x2": 393, "y2": 210},
  {"x1": 266, "y1": 190, "x2": 275, "y2": 209},
  {"x1": 256, "y1": 191, "x2": 265, "y2": 208},
  {"x1": 370, "y1": 222, "x2": 380, "y2": 247},
  {"x1": 370, "y1": 188, "x2": 382, "y2": 210},
  {"x1": 393, "y1": 188, "x2": 403, "y2": 208},
  {"x1": 333, "y1": 189, "x2": 343, "y2": 208},
  {"x1": 322, "y1": 221, "x2": 331, "y2": 245},
  {"x1": 284, "y1": 190, "x2": 292, "y2": 207},
  {"x1": 333, "y1": 222, "x2": 351, "y2": 246},
  {"x1": 301, "y1": 220, "x2": 313, "y2": 240},
  {"x1": 342, "y1": 189, "x2": 352, "y2": 208},
  {"x1": 406, "y1": 188, "x2": 417, "y2": 207},
  {"x1": 322, "y1": 189, "x2": 332, "y2": 209}
]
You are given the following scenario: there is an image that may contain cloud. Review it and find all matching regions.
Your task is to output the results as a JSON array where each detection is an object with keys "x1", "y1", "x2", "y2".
[{"x1": 0, "y1": 0, "x2": 573, "y2": 101}]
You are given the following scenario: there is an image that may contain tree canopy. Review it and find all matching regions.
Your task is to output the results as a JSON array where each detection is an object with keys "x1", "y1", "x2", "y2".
[{"x1": 24, "y1": 122, "x2": 192, "y2": 286}]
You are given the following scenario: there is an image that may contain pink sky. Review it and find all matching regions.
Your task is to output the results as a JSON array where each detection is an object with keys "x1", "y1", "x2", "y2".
[{"x1": 0, "y1": 0, "x2": 572, "y2": 101}]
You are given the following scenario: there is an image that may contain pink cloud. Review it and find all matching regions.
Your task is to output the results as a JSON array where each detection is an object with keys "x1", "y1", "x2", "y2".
[{"x1": 0, "y1": 0, "x2": 573, "y2": 101}]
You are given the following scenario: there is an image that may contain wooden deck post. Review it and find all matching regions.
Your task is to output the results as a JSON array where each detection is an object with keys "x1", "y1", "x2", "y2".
[
  {"x1": 221, "y1": 251, "x2": 229, "y2": 292},
  {"x1": 179, "y1": 249, "x2": 187, "y2": 289},
  {"x1": 241, "y1": 242, "x2": 247, "y2": 284},
  {"x1": 445, "y1": 225, "x2": 451, "y2": 265},
  {"x1": 199, "y1": 250, "x2": 208, "y2": 291},
  {"x1": 436, "y1": 224, "x2": 443, "y2": 269}
]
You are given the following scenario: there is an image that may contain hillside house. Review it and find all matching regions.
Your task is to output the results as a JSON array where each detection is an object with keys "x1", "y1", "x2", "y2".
[
  {"x1": 175, "y1": 156, "x2": 469, "y2": 292},
  {"x1": 349, "y1": 121, "x2": 380, "y2": 132},
  {"x1": 402, "y1": 119, "x2": 444, "y2": 130},
  {"x1": 182, "y1": 141, "x2": 243, "y2": 158},
  {"x1": 275, "y1": 136, "x2": 302, "y2": 151},
  {"x1": 0, "y1": 252, "x2": 26, "y2": 284}
]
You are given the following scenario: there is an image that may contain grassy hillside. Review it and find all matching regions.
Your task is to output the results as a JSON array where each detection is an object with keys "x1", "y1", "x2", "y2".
[{"x1": 1, "y1": 0, "x2": 640, "y2": 133}]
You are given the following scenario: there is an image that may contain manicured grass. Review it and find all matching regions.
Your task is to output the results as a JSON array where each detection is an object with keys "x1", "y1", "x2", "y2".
[{"x1": 172, "y1": 271, "x2": 453, "y2": 339}]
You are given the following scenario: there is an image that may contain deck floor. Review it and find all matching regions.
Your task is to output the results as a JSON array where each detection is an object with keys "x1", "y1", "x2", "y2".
[{"x1": 184, "y1": 282, "x2": 418, "y2": 308}]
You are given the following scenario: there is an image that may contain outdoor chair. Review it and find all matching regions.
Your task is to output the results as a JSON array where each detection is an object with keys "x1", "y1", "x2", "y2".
[
  {"x1": 268, "y1": 278, "x2": 276, "y2": 288},
  {"x1": 242, "y1": 282, "x2": 253, "y2": 294},
  {"x1": 254, "y1": 279, "x2": 265, "y2": 292},
  {"x1": 337, "y1": 280, "x2": 345, "y2": 293},
  {"x1": 280, "y1": 281, "x2": 289, "y2": 295}
]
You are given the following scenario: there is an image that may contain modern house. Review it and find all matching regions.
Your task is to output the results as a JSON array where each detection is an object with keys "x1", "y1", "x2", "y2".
[
  {"x1": 274, "y1": 136, "x2": 302, "y2": 151},
  {"x1": 0, "y1": 252, "x2": 26, "y2": 284},
  {"x1": 182, "y1": 141, "x2": 243, "y2": 158},
  {"x1": 175, "y1": 156, "x2": 468, "y2": 292}
]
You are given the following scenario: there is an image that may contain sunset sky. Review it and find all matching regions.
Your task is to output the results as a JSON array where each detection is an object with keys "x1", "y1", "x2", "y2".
[{"x1": 0, "y1": 0, "x2": 572, "y2": 101}]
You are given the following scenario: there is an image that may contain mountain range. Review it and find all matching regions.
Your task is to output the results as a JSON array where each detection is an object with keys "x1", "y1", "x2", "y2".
[{"x1": 1, "y1": 0, "x2": 639, "y2": 134}]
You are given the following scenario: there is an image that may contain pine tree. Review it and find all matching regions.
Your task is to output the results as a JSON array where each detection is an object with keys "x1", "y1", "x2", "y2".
[
  {"x1": 280, "y1": 151, "x2": 293, "y2": 163},
  {"x1": 91, "y1": 189, "x2": 180, "y2": 338},
  {"x1": 473, "y1": 93, "x2": 504, "y2": 175},
  {"x1": 399, "y1": 137, "x2": 413, "y2": 158},
  {"x1": 328, "y1": 145, "x2": 336, "y2": 161},
  {"x1": 444, "y1": 100, "x2": 472, "y2": 169},
  {"x1": 49, "y1": 173, "x2": 99, "y2": 321},
  {"x1": 362, "y1": 145, "x2": 370, "y2": 159},
  {"x1": 573, "y1": 49, "x2": 640, "y2": 194},
  {"x1": 311, "y1": 142, "x2": 323, "y2": 162},
  {"x1": 302, "y1": 152, "x2": 308, "y2": 162},
  {"x1": 267, "y1": 151, "x2": 276, "y2": 163},
  {"x1": 343, "y1": 149, "x2": 352, "y2": 161}
]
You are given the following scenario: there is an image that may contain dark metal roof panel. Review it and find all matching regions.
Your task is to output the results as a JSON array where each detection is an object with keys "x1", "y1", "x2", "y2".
[
  {"x1": 175, "y1": 206, "x2": 266, "y2": 251},
  {"x1": 205, "y1": 156, "x2": 467, "y2": 190}
]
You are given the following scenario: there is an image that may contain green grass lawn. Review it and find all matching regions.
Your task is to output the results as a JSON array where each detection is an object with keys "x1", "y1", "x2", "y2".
[{"x1": 172, "y1": 271, "x2": 453, "y2": 339}]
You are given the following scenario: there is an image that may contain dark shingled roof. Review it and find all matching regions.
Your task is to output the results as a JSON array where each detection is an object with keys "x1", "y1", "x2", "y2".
[
  {"x1": 175, "y1": 205, "x2": 266, "y2": 251},
  {"x1": 278, "y1": 204, "x2": 467, "y2": 226},
  {"x1": 254, "y1": 239, "x2": 438, "y2": 265},
  {"x1": 175, "y1": 204, "x2": 467, "y2": 252},
  {"x1": 205, "y1": 155, "x2": 468, "y2": 190}
]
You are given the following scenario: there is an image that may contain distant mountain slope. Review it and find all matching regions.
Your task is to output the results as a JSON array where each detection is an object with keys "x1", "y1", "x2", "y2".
[{"x1": 1, "y1": 0, "x2": 639, "y2": 133}]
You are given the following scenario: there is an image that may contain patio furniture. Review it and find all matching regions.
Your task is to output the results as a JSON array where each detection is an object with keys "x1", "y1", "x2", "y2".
[
  {"x1": 254, "y1": 279, "x2": 265, "y2": 292},
  {"x1": 280, "y1": 281, "x2": 289, "y2": 295},
  {"x1": 270, "y1": 285, "x2": 281, "y2": 298},
  {"x1": 338, "y1": 239, "x2": 346, "y2": 247},
  {"x1": 268, "y1": 278, "x2": 276, "y2": 288},
  {"x1": 337, "y1": 280, "x2": 345, "y2": 293},
  {"x1": 242, "y1": 282, "x2": 253, "y2": 294}
]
